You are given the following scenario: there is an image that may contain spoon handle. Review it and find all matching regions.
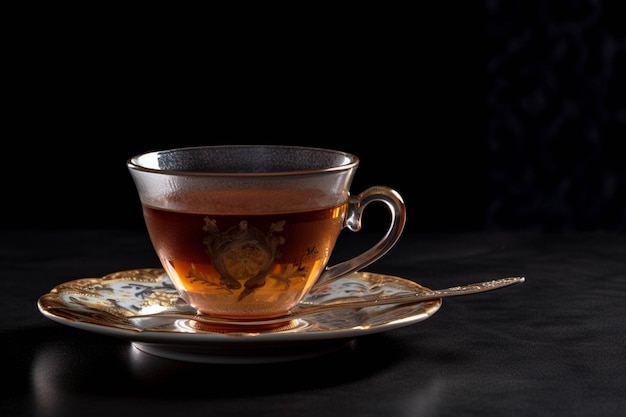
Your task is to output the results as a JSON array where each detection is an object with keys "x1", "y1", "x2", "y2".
[
  {"x1": 303, "y1": 276, "x2": 525, "y2": 309},
  {"x1": 129, "y1": 276, "x2": 525, "y2": 328}
]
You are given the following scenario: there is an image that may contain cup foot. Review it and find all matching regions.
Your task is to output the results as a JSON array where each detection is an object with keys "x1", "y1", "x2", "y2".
[{"x1": 188, "y1": 318, "x2": 298, "y2": 333}]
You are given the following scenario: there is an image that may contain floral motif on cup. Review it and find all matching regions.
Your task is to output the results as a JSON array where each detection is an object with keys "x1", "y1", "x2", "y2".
[{"x1": 201, "y1": 217, "x2": 287, "y2": 300}]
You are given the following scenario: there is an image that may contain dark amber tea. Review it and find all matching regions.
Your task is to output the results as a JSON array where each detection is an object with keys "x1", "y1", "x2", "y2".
[{"x1": 143, "y1": 189, "x2": 347, "y2": 319}]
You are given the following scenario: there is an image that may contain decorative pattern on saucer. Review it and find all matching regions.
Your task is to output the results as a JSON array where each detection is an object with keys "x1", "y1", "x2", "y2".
[
  {"x1": 37, "y1": 269, "x2": 442, "y2": 363},
  {"x1": 37, "y1": 269, "x2": 193, "y2": 330},
  {"x1": 38, "y1": 268, "x2": 441, "y2": 333}
]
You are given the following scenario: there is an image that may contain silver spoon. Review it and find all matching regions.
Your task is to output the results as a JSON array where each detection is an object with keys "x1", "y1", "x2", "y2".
[{"x1": 128, "y1": 276, "x2": 524, "y2": 328}]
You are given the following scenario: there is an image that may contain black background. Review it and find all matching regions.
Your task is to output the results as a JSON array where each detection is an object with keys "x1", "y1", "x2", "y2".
[{"x1": 5, "y1": 1, "x2": 625, "y2": 233}]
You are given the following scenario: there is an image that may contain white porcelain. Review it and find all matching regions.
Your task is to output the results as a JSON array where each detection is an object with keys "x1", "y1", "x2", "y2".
[{"x1": 38, "y1": 268, "x2": 441, "y2": 364}]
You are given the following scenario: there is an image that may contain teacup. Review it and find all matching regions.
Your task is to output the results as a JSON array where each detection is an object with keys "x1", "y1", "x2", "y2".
[{"x1": 127, "y1": 145, "x2": 406, "y2": 323}]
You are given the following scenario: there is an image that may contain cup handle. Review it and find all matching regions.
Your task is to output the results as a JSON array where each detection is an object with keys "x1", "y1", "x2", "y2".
[{"x1": 314, "y1": 186, "x2": 407, "y2": 287}]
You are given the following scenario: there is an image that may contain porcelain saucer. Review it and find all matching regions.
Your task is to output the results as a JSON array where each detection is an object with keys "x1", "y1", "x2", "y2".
[{"x1": 37, "y1": 268, "x2": 442, "y2": 364}]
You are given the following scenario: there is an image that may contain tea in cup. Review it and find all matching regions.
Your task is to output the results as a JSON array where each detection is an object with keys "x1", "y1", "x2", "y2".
[{"x1": 127, "y1": 145, "x2": 406, "y2": 323}]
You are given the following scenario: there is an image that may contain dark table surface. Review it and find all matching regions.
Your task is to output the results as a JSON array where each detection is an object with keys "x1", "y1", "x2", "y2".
[{"x1": 2, "y1": 229, "x2": 625, "y2": 417}]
